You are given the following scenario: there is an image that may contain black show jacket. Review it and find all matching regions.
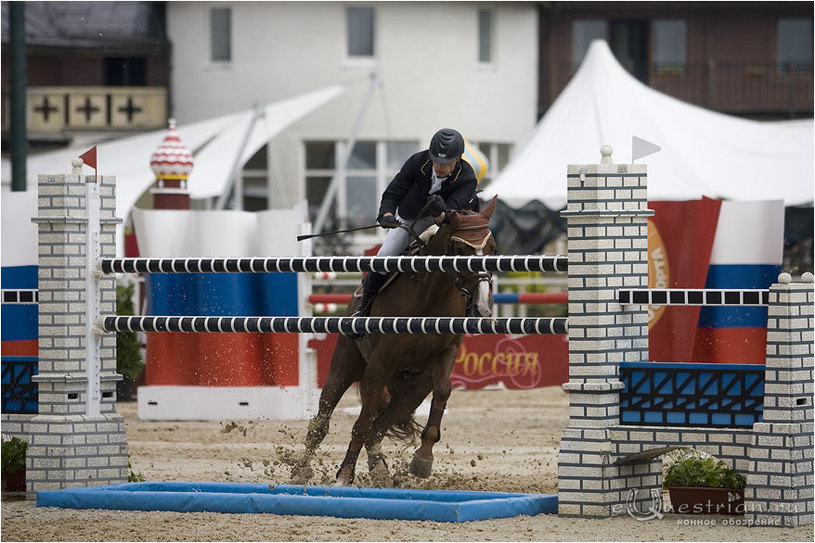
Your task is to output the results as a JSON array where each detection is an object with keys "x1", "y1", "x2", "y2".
[{"x1": 377, "y1": 150, "x2": 480, "y2": 221}]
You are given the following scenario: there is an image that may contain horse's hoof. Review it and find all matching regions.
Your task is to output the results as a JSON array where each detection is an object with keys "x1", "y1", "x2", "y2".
[
  {"x1": 409, "y1": 455, "x2": 433, "y2": 478},
  {"x1": 368, "y1": 458, "x2": 391, "y2": 487},
  {"x1": 335, "y1": 466, "x2": 354, "y2": 487},
  {"x1": 289, "y1": 464, "x2": 313, "y2": 485}
]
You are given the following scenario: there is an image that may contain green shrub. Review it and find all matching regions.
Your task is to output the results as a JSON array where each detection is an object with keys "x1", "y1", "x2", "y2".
[
  {"x1": 663, "y1": 449, "x2": 746, "y2": 490},
  {"x1": 1, "y1": 437, "x2": 27, "y2": 475}
]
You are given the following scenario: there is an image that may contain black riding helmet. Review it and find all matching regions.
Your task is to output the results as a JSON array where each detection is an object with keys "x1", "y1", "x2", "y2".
[{"x1": 429, "y1": 128, "x2": 465, "y2": 164}]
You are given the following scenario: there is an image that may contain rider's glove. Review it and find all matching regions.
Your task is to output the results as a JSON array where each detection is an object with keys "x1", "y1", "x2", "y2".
[
  {"x1": 427, "y1": 194, "x2": 446, "y2": 217},
  {"x1": 378, "y1": 214, "x2": 401, "y2": 229}
]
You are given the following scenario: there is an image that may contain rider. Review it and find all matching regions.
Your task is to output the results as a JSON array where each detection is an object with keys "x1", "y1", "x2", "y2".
[{"x1": 354, "y1": 128, "x2": 480, "y2": 317}]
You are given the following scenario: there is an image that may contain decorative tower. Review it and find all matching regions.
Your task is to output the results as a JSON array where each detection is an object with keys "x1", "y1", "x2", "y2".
[
  {"x1": 557, "y1": 146, "x2": 654, "y2": 516},
  {"x1": 149, "y1": 119, "x2": 193, "y2": 210}
]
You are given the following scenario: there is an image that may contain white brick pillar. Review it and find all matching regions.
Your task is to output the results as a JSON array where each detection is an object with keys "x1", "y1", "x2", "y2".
[
  {"x1": 26, "y1": 160, "x2": 128, "y2": 498},
  {"x1": 745, "y1": 272, "x2": 814, "y2": 526},
  {"x1": 557, "y1": 146, "x2": 654, "y2": 517}
]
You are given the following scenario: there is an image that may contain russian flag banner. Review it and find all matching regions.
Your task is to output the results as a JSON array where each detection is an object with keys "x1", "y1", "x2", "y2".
[
  {"x1": 692, "y1": 200, "x2": 784, "y2": 364},
  {"x1": 132, "y1": 208, "x2": 303, "y2": 388},
  {"x1": 647, "y1": 199, "x2": 783, "y2": 364}
]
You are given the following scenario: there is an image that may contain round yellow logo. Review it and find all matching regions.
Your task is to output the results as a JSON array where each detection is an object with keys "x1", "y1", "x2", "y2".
[{"x1": 647, "y1": 219, "x2": 670, "y2": 328}]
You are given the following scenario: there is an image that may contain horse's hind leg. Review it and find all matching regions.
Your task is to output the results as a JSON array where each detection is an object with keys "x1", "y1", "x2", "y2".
[
  {"x1": 365, "y1": 372, "x2": 432, "y2": 484},
  {"x1": 290, "y1": 336, "x2": 364, "y2": 484},
  {"x1": 410, "y1": 344, "x2": 458, "y2": 478}
]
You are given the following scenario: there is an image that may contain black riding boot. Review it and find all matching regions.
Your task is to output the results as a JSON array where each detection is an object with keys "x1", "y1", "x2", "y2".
[{"x1": 355, "y1": 272, "x2": 387, "y2": 317}]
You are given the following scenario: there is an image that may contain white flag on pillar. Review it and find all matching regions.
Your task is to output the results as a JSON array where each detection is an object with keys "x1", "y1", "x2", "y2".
[{"x1": 632, "y1": 136, "x2": 661, "y2": 162}]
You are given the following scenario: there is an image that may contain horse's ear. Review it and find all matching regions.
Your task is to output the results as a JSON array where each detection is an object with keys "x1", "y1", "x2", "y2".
[
  {"x1": 480, "y1": 196, "x2": 498, "y2": 221},
  {"x1": 447, "y1": 210, "x2": 463, "y2": 230}
]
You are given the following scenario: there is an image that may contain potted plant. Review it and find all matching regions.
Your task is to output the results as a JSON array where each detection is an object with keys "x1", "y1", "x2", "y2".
[
  {"x1": 116, "y1": 282, "x2": 144, "y2": 401},
  {"x1": 663, "y1": 448, "x2": 746, "y2": 515},
  {"x1": 1, "y1": 436, "x2": 28, "y2": 492}
]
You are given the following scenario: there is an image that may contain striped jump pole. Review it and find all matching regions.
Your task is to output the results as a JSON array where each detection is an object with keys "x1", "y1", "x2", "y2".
[
  {"x1": 99, "y1": 255, "x2": 568, "y2": 275},
  {"x1": 102, "y1": 316, "x2": 569, "y2": 336},
  {"x1": 618, "y1": 288, "x2": 769, "y2": 306},
  {"x1": 308, "y1": 292, "x2": 569, "y2": 306}
]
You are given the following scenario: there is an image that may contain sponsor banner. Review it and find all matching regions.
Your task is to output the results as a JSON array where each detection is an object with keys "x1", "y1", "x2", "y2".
[
  {"x1": 308, "y1": 333, "x2": 568, "y2": 390},
  {"x1": 451, "y1": 334, "x2": 568, "y2": 390}
]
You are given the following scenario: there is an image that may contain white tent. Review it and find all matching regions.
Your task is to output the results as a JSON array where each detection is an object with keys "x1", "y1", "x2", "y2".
[
  {"x1": 482, "y1": 40, "x2": 814, "y2": 209},
  {"x1": 1, "y1": 85, "x2": 343, "y2": 264}
]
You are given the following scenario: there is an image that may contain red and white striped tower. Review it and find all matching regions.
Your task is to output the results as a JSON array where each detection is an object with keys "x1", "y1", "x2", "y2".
[{"x1": 150, "y1": 118, "x2": 193, "y2": 209}]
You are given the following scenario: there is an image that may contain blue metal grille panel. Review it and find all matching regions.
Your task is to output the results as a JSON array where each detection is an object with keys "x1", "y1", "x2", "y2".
[
  {"x1": 1, "y1": 357, "x2": 38, "y2": 414},
  {"x1": 619, "y1": 362, "x2": 764, "y2": 428}
]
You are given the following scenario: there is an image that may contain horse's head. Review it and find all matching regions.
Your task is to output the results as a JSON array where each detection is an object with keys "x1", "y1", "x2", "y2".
[{"x1": 426, "y1": 196, "x2": 497, "y2": 318}]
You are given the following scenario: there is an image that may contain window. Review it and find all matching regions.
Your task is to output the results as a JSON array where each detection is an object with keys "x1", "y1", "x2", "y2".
[
  {"x1": 475, "y1": 142, "x2": 511, "y2": 188},
  {"x1": 652, "y1": 20, "x2": 687, "y2": 74},
  {"x1": 345, "y1": 142, "x2": 377, "y2": 228},
  {"x1": 347, "y1": 6, "x2": 375, "y2": 57},
  {"x1": 211, "y1": 7, "x2": 232, "y2": 62},
  {"x1": 305, "y1": 140, "x2": 417, "y2": 232},
  {"x1": 478, "y1": 9, "x2": 493, "y2": 63},
  {"x1": 777, "y1": 18, "x2": 813, "y2": 73},
  {"x1": 105, "y1": 57, "x2": 147, "y2": 86},
  {"x1": 610, "y1": 20, "x2": 649, "y2": 81},
  {"x1": 242, "y1": 146, "x2": 269, "y2": 211},
  {"x1": 572, "y1": 20, "x2": 606, "y2": 66}
]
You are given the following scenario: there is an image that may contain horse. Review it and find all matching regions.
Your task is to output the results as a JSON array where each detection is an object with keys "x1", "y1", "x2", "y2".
[{"x1": 291, "y1": 196, "x2": 498, "y2": 486}]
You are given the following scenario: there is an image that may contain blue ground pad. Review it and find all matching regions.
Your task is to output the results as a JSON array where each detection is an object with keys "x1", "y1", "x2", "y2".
[{"x1": 36, "y1": 481, "x2": 557, "y2": 522}]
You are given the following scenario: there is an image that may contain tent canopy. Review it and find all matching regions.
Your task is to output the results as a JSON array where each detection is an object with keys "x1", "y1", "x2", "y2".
[
  {"x1": 482, "y1": 40, "x2": 814, "y2": 209},
  {"x1": 1, "y1": 85, "x2": 343, "y2": 263}
]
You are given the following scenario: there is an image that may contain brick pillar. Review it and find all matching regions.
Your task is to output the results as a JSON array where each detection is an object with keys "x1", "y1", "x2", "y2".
[
  {"x1": 745, "y1": 272, "x2": 814, "y2": 526},
  {"x1": 557, "y1": 146, "x2": 654, "y2": 517},
  {"x1": 26, "y1": 159, "x2": 128, "y2": 498}
]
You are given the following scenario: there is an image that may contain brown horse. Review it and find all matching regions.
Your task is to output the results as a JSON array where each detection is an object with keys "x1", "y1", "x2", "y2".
[{"x1": 291, "y1": 197, "x2": 498, "y2": 486}]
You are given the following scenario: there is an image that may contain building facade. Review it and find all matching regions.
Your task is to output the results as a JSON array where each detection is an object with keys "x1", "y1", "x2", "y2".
[
  {"x1": 0, "y1": 2, "x2": 170, "y2": 146},
  {"x1": 538, "y1": 1, "x2": 813, "y2": 119},
  {"x1": 165, "y1": 1, "x2": 539, "y2": 249}
]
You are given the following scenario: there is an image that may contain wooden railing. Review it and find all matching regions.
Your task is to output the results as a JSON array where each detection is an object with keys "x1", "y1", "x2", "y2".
[
  {"x1": 548, "y1": 62, "x2": 814, "y2": 116},
  {"x1": 2, "y1": 86, "x2": 167, "y2": 134}
]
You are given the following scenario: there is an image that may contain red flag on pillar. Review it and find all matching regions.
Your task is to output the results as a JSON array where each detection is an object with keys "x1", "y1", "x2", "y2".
[{"x1": 79, "y1": 146, "x2": 97, "y2": 182}]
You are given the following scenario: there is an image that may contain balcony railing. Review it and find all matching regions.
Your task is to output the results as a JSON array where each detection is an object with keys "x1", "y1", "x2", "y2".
[
  {"x1": 2, "y1": 86, "x2": 168, "y2": 135},
  {"x1": 550, "y1": 62, "x2": 814, "y2": 116}
]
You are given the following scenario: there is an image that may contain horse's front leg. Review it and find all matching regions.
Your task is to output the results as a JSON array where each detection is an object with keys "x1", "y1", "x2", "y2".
[
  {"x1": 335, "y1": 363, "x2": 389, "y2": 486},
  {"x1": 290, "y1": 336, "x2": 363, "y2": 484},
  {"x1": 410, "y1": 342, "x2": 458, "y2": 478}
]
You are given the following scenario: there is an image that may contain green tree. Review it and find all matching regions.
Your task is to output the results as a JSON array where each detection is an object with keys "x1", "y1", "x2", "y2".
[{"x1": 116, "y1": 282, "x2": 144, "y2": 381}]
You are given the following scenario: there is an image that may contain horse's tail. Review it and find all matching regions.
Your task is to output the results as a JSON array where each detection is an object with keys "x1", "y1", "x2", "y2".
[
  {"x1": 381, "y1": 369, "x2": 433, "y2": 444},
  {"x1": 385, "y1": 415, "x2": 422, "y2": 444}
]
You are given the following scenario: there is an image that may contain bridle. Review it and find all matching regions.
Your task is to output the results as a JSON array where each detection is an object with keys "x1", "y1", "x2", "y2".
[
  {"x1": 444, "y1": 222, "x2": 494, "y2": 315},
  {"x1": 400, "y1": 201, "x2": 494, "y2": 315}
]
